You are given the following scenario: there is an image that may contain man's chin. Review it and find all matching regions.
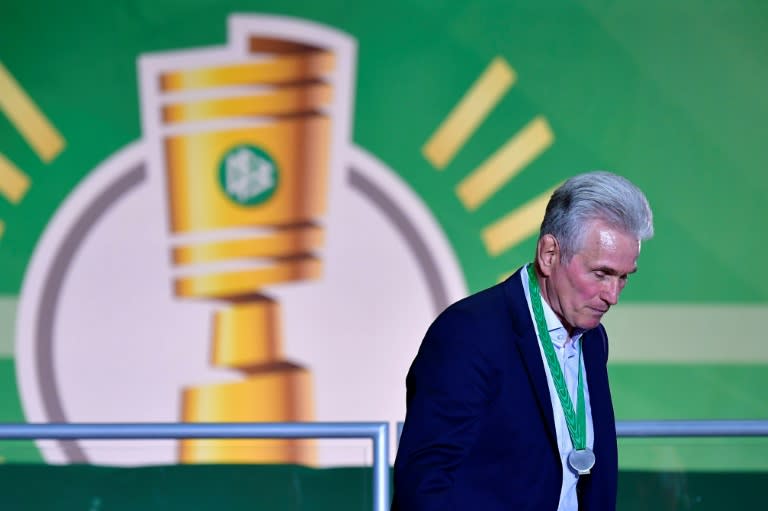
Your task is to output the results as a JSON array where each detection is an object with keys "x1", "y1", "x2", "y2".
[{"x1": 578, "y1": 315, "x2": 604, "y2": 331}]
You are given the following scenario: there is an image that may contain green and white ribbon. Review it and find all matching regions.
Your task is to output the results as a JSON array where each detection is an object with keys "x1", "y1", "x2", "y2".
[{"x1": 527, "y1": 264, "x2": 586, "y2": 451}]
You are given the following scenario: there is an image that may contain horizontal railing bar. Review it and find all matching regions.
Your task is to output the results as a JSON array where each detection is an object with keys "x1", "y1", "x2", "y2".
[
  {"x1": 6, "y1": 420, "x2": 767, "y2": 441},
  {"x1": 617, "y1": 420, "x2": 768, "y2": 437},
  {"x1": 0, "y1": 422, "x2": 386, "y2": 440},
  {"x1": 396, "y1": 420, "x2": 768, "y2": 443}
]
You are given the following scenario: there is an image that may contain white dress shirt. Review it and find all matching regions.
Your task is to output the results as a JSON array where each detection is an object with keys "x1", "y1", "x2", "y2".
[{"x1": 521, "y1": 265, "x2": 595, "y2": 511}]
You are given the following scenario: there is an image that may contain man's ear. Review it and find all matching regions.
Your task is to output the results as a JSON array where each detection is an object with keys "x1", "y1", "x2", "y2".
[{"x1": 536, "y1": 234, "x2": 559, "y2": 277}]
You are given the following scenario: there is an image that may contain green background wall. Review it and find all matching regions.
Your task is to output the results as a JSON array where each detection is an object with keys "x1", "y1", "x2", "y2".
[{"x1": 1, "y1": 0, "x2": 766, "y2": 482}]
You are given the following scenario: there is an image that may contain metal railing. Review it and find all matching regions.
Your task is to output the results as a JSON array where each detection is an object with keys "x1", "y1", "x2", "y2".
[
  {"x1": 396, "y1": 420, "x2": 768, "y2": 442},
  {"x1": 0, "y1": 422, "x2": 389, "y2": 511},
  {"x1": 3, "y1": 420, "x2": 768, "y2": 511},
  {"x1": 616, "y1": 420, "x2": 768, "y2": 437}
]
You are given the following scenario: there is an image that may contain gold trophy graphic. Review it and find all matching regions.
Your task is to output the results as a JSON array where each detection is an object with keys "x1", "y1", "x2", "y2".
[{"x1": 140, "y1": 26, "x2": 346, "y2": 464}]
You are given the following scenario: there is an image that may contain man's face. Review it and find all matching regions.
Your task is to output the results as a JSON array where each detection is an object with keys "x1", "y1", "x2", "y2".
[{"x1": 543, "y1": 220, "x2": 640, "y2": 333}]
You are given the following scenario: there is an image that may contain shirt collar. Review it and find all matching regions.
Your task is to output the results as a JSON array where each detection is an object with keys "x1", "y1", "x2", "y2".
[{"x1": 522, "y1": 263, "x2": 584, "y2": 348}]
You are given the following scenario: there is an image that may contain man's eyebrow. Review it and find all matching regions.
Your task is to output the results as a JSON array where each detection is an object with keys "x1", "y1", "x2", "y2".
[{"x1": 595, "y1": 266, "x2": 637, "y2": 276}]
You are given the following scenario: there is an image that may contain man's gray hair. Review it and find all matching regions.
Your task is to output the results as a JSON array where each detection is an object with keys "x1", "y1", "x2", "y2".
[{"x1": 539, "y1": 171, "x2": 654, "y2": 261}]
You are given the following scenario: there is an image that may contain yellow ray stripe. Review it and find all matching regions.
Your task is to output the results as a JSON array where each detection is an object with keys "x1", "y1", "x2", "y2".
[
  {"x1": 0, "y1": 61, "x2": 65, "y2": 162},
  {"x1": 604, "y1": 304, "x2": 768, "y2": 362},
  {"x1": 0, "y1": 219, "x2": 5, "y2": 239},
  {"x1": 422, "y1": 57, "x2": 516, "y2": 170},
  {"x1": 456, "y1": 116, "x2": 554, "y2": 210},
  {"x1": 0, "y1": 153, "x2": 30, "y2": 204},
  {"x1": 481, "y1": 185, "x2": 559, "y2": 256}
]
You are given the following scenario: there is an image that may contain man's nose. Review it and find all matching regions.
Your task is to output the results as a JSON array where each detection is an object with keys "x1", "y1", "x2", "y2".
[{"x1": 601, "y1": 278, "x2": 620, "y2": 305}]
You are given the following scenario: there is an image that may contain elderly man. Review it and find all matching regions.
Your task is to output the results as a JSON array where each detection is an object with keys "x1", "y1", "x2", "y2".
[{"x1": 392, "y1": 171, "x2": 654, "y2": 511}]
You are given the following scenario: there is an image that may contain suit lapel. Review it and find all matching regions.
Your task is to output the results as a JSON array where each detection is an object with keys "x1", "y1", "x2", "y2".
[
  {"x1": 502, "y1": 270, "x2": 558, "y2": 445},
  {"x1": 582, "y1": 326, "x2": 610, "y2": 460}
]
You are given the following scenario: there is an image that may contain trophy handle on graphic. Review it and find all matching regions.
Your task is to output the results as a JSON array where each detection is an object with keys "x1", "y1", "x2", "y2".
[{"x1": 140, "y1": 25, "x2": 352, "y2": 464}]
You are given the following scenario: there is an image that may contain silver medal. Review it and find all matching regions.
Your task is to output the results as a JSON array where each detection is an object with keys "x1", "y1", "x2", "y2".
[{"x1": 568, "y1": 448, "x2": 595, "y2": 475}]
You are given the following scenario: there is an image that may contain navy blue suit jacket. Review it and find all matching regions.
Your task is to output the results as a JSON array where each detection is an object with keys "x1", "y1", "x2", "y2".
[{"x1": 392, "y1": 268, "x2": 618, "y2": 510}]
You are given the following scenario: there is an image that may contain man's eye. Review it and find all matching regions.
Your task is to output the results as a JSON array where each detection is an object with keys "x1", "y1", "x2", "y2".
[{"x1": 593, "y1": 271, "x2": 606, "y2": 279}]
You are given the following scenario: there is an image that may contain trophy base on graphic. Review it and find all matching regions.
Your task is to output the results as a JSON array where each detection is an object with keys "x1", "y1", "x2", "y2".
[{"x1": 179, "y1": 365, "x2": 316, "y2": 465}]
